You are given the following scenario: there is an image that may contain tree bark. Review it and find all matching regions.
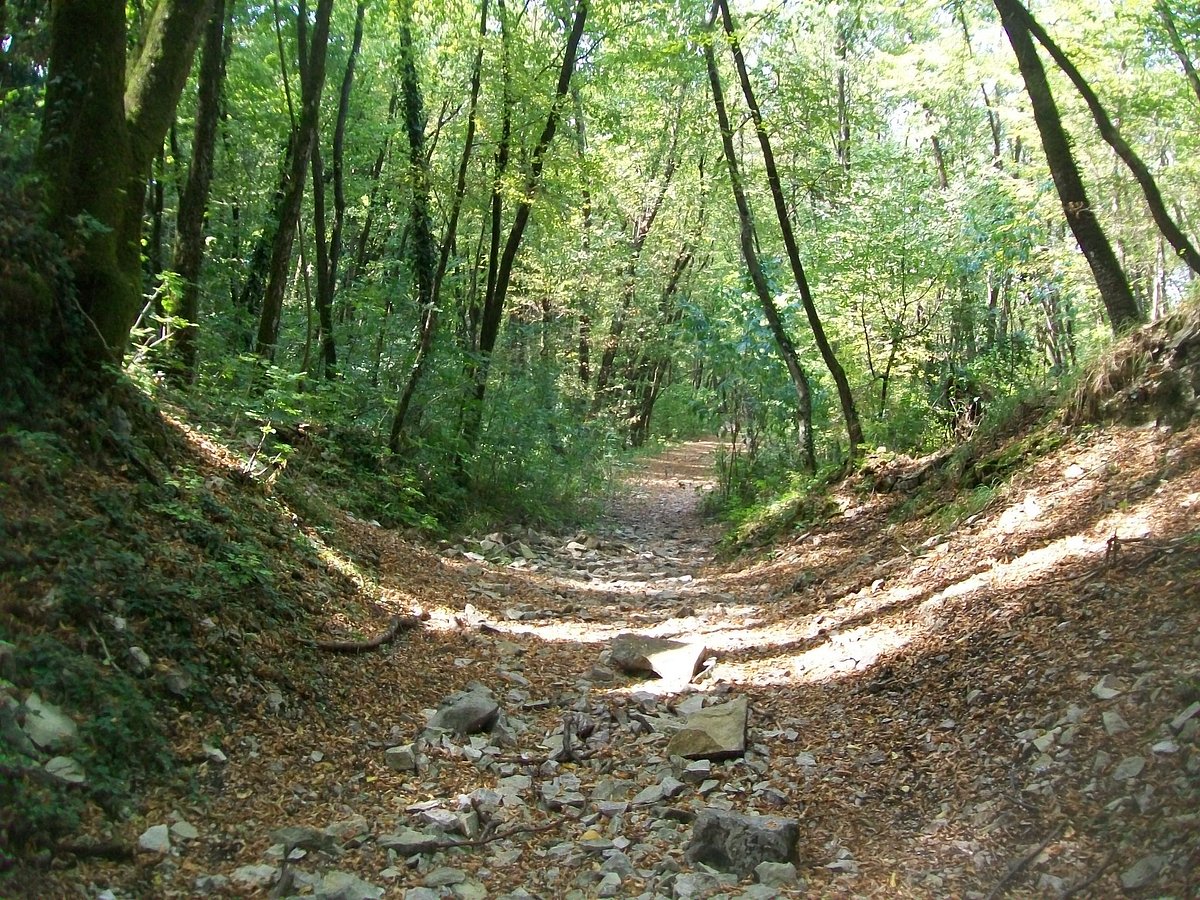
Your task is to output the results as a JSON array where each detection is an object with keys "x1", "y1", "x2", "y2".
[
  {"x1": 310, "y1": 140, "x2": 333, "y2": 374},
  {"x1": 170, "y1": 0, "x2": 227, "y2": 379},
  {"x1": 36, "y1": 0, "x2": 212, "y2": 369},
  {"x1": 1157, "y1": 0, "x2": 1200, "y2": 108},
  {"x1": 1004, "y1": 0, "x2": 1200, "y2": 276},
  {"x1": 704, "y1": 28, "x2": 815, "y2": 473},
  {"x1": 572, "y1": 85, "x2": 594, "y2": 389},
  {"x1": 716, "y1": 0, "x2": 864, "y2": 457},
  {"x1": 311, "y1": 0, "x2": 366, "y2": 379},
  {"x1": 833, "y1": 5, "x2": 853, "y2": 172},
  {"x1": 388, "y1": 4, "x2": 440, "y2": 453},
  {"x1": 460, "y1": 0, "x2": 588, "y2": 455},
  {"x1": 994, "y1": 0, "x2": 1142, "y2": 334},
  {"x1": 390, "y1": 0, "x2": 489, "y2": 451},
  {"x1": 255, "y1": 0, "x2": 335, "y2": 357}
]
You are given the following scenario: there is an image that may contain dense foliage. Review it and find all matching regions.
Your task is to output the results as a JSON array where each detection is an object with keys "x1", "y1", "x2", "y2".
[{"x1": 1, "y1": 0, "x2": 1197, "y2": 520}]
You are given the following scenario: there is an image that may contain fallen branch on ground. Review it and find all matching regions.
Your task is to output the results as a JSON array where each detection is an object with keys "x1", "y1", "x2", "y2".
[
  {"x1": 54, "y1": 840, "x2": 134, "y2": 861},
  {"x1": 313, "y1": 612, "x2": 427, "y2": 653},
  {"x1": 1059, "y1": 849, "x2": 1116, "y2": 899},
  {"x1": 985, "y1": 823, "x2": 1064, "y2": 900},
  {"x1": 414, "y1": 818, "x2": 563, "y2": 851}
]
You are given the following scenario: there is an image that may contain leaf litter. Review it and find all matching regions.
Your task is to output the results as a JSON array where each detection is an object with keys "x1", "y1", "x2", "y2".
[{"x1": 8, "y1": 423, "x2": 1200, "y2": 899}]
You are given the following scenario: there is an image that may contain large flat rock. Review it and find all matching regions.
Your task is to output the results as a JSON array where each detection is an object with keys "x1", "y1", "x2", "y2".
[
  {"x1": 610, "y1": 633, "x2": 707, "y2": 684},
  {"x1": 666, "y1": 696, "x2": 748, "y2": 760},
  {"x1": 22, "y1": 692, "x2": 77, "y2": 752}
]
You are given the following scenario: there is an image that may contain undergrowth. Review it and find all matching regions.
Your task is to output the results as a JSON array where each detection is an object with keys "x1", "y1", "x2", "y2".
[
  {"x1": 0, "y1": 393, "x2": 326, "y2": 862},
  {"x1": 716, "y1": 299, "x2": 1200, "y2": 554}
]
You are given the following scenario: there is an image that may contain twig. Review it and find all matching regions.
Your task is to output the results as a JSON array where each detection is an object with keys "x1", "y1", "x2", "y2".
[
  {"x1": 1059, "y1": 849, "x2": 1116, "y2": 899},
  {"x1": 88, "y1": 621, "x2": 115, "y2": 668},
  {"x1": 414, "y1": 818, "x2": 562, "y2": 851},
  {"x1": 313, "y1": 613, "x2": 427, "y2": 653},
  {"x1": 244, "y1": 428, "x2": 270, "y2": 477},
  {"x1": 1008, "y1": 761, "x2": 1040, "y2": 814},
  {"x1": 985, "y1": 823, "x2": 1064, "y2": 900}
]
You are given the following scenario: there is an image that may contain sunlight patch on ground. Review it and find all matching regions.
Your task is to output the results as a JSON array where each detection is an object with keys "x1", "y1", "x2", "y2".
[
  {"x1": 710, "y1": 527, "x2": 1124, "y2": 688},
  {"x1": 713, "y1": 619, "x2": 916, "y2": 686}
]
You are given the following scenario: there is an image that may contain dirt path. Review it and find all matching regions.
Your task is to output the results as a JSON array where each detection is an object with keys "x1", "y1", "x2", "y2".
[
  {"x1": 32, "y1": 430, "x2": 1200, "y2": 899},
  {"x1": 603, "y1": 439, "x2": 721, "y2": 540}
]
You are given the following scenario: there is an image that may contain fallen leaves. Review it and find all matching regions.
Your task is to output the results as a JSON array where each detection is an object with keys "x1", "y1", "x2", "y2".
[{"x1": 11, "y1": 426, "x2": 1200, "y2": 898}]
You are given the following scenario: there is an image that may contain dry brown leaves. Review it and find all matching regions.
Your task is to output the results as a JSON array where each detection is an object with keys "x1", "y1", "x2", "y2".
[{"x1": 20, "y1": 424, "x2": 1200, "y2": 899}]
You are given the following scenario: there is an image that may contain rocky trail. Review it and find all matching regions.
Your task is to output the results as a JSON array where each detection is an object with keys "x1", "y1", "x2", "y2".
[{"x1": 17, "y1": 425, "x2": 1200, "y2": 899}]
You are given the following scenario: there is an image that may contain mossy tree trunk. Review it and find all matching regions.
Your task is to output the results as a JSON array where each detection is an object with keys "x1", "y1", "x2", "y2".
[
  {"x1": 36, "y1": 0, "x2": 212, "y2": 371},
  {"x1": 311, "y1": 0, "x2": 366, "y2": 381},
  {"x1": 390, "y1": 0, "x2": 488, "y2": 451},
  {"x1": 388, "y1": 3, "x2": 439, "y2": 452},
  {"x1": 254, "y1": 0, "x2": 335, "y2": 358},
  {"x1": 1007, "y1": 0, "x2": 1200, "y2": 278}
]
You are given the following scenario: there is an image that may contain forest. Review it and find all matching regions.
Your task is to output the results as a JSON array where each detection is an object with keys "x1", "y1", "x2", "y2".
[
  {"x1": 2, "y1": 0, "x2": 1197, "y2": 514},
  {"x1": 1, "y1": 0, "x2": 1199, "y2": 896}
]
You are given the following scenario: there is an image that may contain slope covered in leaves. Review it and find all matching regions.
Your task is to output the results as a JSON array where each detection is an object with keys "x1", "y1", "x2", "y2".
[{"x1": 1, "y1": 318, "x2": 1199, "y2": 898}]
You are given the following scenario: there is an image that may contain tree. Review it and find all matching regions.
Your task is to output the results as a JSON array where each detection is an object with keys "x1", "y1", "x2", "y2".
[
  {"x1": 1157, "y1": 0, "x2": 1200, "y2": 108},
  {"x1": 255, "y1": 0, "x2": 335, "y2": 357},
  {"x1": 170, "y1": 0, "x2": 228, "y2": 379},
  {"x1": 310, "y1": 0, "x2": 367, "y2": 380},
  {"x1": 34, "y1": 0, "x2": 213, "y2": 370},
  {"x1": 704, "y1": 19, "x2": 816, "y2": 472},
  {"x1": 1006, "y1": 0, "x2": 1200, "y2": 277},
  {"x1": 459, "y1": 0, "x2": 589, "y2": 456},
  {"x1": 589, "y1": 98, "x2": 681, "y2": 416},
  {"x1": 716, "y1": 0, "x2": 865, "y2": 457},
  {"x1": 994, "y1": 0, "x2": 1143, "y2": 334},
  {"x1": 388, "y1": 0, "x2": 442, "y2": 451},
  {"x1": 390, "y1": 0, "x2": 489, "y2": 451}
]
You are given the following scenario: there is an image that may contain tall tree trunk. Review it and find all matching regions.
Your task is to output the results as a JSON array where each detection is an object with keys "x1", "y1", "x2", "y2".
[
  {"x1": 233, "y1": 141, "x2": 293, "y2": 325},
  {"x1": 1157, "y1": 0, "x2": 1200, "y2": 107},
  {"x1": 833, "y1": 5, "x2": 853, "y2": 172},
  {"x1": 481, "y1": 0, "x2": 512, "y2": 360},
  {"x1": 569, "y1": 83, "x2": 594, "y2": 389},
  {"x1": 994, "y1": 0, "x2": 1142, "y2": 334},
  {"x1": 170, "y1": 0, "x2": 227, "y2": 380},
  {"x1": 388, "y1": 2, "x2": 440, "y2": 452},
  {"x1": 624, "y1": 236, "x2": 695, "y2": 445},
  {"x1": 34, "y1": 0, "x2": 212, "y2": 370},
  {"x1": 390, "y1": 0, "x2": 489, "y2": 451},
  {"x1": 704, "y1": 26, "x2": 815, "y2": 473},
  {"x1": 459, "y1": 0, "x2": 588, "y2": 456},
  {"x1": 148, "y1": 146, "x2": 167, "y2": 314},
  {"x1": 1003, "y1": 0, "x2": 1200, "y2": 277},
  {"x1": 237, "y1": 2, "x2": 300, "y2": 338},
  {"x1": 310, "y1": 0, "x2": 365, "y2": 379},
  {"x1": 716, "y1": 0, "x2": 864, "y2": 457},
  {"x1": 310, "y1": 140, "x2": 333, "y2": 376},
  {"x1": 255, "y1": 0, "x2": 335, "y2": 357}
]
